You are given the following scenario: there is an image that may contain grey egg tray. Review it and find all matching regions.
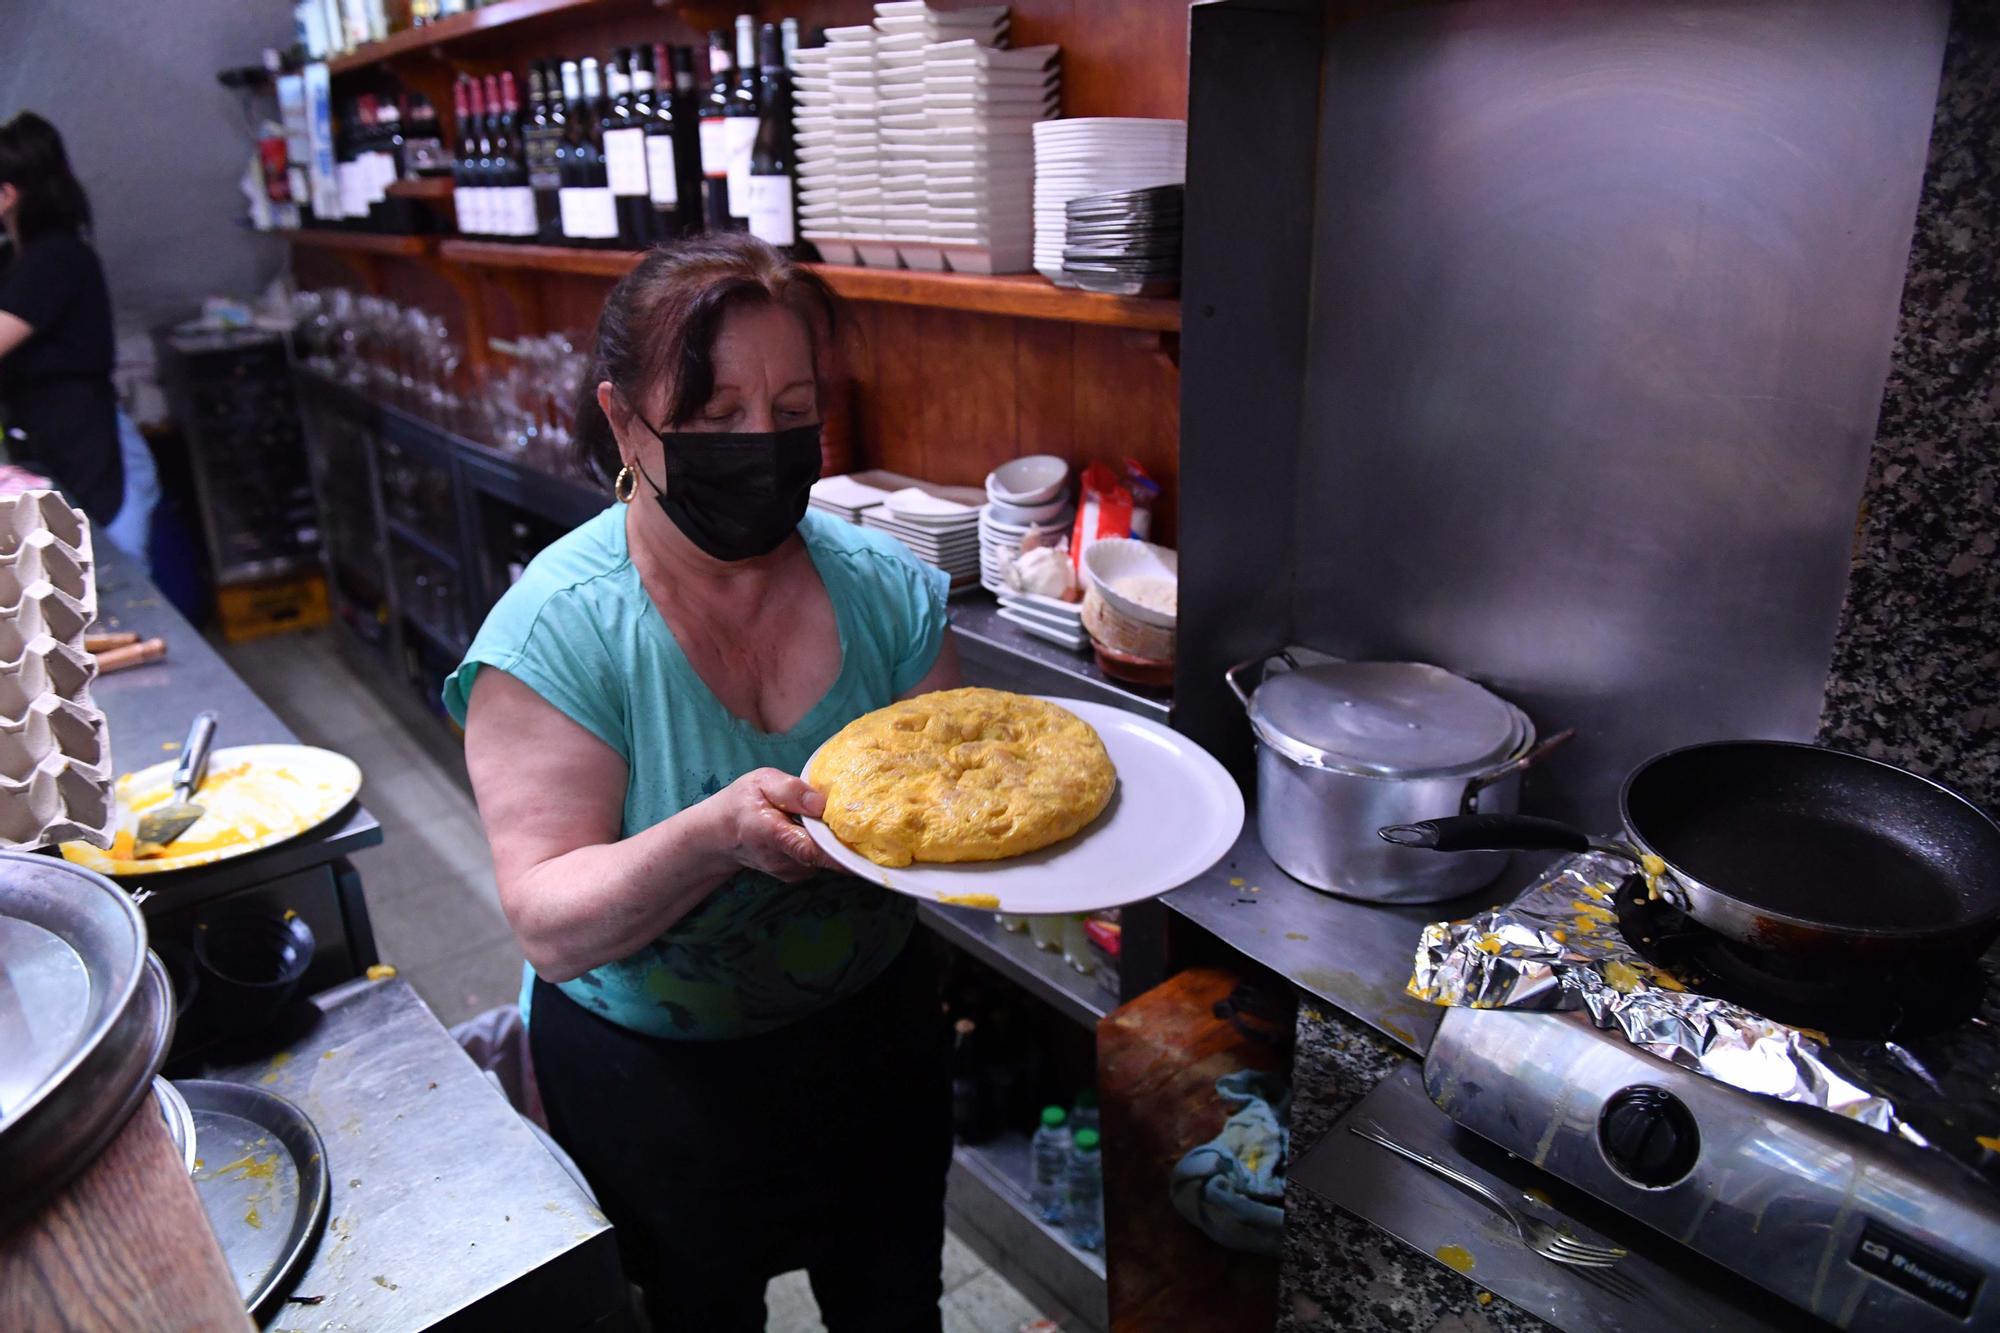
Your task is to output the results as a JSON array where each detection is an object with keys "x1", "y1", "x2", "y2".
[{"x1": 0, "y1": 490, "x2": 112, "y2": 851}]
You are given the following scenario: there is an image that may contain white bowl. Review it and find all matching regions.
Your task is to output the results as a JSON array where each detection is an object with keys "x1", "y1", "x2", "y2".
[
  {"x1": 983, "y1": 495, "x2": 1071, "y2": 526},
  {"x1": 1082, "y1": 538, "x2": 1178, "y2": 629},
  {"x1": 986, "y1": 455, "x2": 1068, "y2": 505}
]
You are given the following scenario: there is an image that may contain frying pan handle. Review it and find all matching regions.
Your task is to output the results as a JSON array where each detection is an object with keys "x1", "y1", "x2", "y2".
[
  {"x1": 1379, "y1": 814, "x2": 1594, "y2": 854},
  {"x1": 1458, "y1": 728, "x2": 1576, "y2": 816}
]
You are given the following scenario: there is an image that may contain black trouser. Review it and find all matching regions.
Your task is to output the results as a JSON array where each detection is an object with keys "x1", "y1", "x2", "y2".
[{"x1": 531, "y1": 941, "x2": 951, "y2": 1332}]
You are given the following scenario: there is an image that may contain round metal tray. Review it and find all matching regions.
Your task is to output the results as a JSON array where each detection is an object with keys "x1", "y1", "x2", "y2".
[
  {"x1": 154, "y1": 1076, "x2": 197, "y2": 1175},
  {"x1": 180, "y1": 1079, "x2": 330, "y2": 1317},
  {"x1": 0, "y1": 948, "x2": 172, "y2": 1232}
]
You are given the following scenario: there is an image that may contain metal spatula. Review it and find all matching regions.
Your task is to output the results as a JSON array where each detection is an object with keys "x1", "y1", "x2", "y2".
[{"x1": 137, "y1": 712, "x2": 219, "y2": 850}]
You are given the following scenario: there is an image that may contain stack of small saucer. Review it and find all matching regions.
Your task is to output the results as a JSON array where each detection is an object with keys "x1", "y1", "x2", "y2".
[
  {"x1": 1062, "y1": 184, "x2": 1182, "y2": 297},
  {"x1": 862, "y1": 487, "x2": 982, "y2": 591},
  {"x1": 977, "y1": 454, "x2": 1073, "y2": 597}
]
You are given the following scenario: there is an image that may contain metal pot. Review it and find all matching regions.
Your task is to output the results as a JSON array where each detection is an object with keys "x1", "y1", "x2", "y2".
[{"x1": 1226, "y1": 652, "x2": 1571, "y2": 904}]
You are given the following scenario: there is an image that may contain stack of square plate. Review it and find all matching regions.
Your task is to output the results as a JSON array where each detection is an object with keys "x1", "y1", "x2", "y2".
[
  {"x1": 1032, "y1": 118, "x2": 1186, "y2": 287},
  {"x1": 862, "y1": 487, "x2": 982, "y2": 591},
  {"x1": 791, "y1": 40, "x2": 840, "y2": 260},
  {"x1": 800, "y1": 26, "x2": 878, "y2": 265},
  {"x1": 1063, "y1": 184, "x2": 1181, "y2": 297},
  {"x1": 995, "y1": 587, "x2": 1087, "y2": 650},
  {"x1": 921, "y1": 40, "x2": 1059, "y2": 274},
  {"x1": 808, "y1": 473, "x2": 891, "y2": 523}
]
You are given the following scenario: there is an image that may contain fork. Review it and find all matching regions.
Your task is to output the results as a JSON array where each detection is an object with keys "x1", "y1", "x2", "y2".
[{"x1": 1349, "y1": 1120, "x2": 1628, "y2": 1269}]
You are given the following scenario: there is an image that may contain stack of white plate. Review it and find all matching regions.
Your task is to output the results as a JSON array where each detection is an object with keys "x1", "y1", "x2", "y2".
[
  {"x1": 1032, "y1": 118, "x2": 1186, "y2": 286},
  {"x1": 862, "y1": 487, "x2": 982, "y2": 591},
  {"x1": 995, "y1": 587, "x2": 1087, "y2": 650},
  {"x1": 977, "y1": 454, "x2": 1074, "y2": 595},
  {"x1": 802, "y1": 25, "x2": 878, "y2": 265},
  {"x1": 791, "y1": 41, "x2": 841, "y2": 261},
  {"x1": 808, "y1": 473, "x2": 891, "y2": 523},
  {"x1": 919, "y1": 39, "x2": 1058, "y2": 274}
]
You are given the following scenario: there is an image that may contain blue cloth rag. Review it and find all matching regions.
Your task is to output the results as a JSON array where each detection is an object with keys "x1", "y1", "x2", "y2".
[{"x1": 1169, "y1": 1069, "x2": 1291, "y2": 1256}]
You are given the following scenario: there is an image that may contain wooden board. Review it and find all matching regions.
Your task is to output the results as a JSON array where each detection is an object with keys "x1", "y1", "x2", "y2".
[
  {"x1": 1097, "y1": 966, "x2": 1290, "y2": 1333},
  {"x1": 0, "y1": 1102, "x2": 253, "y2": 1333}
]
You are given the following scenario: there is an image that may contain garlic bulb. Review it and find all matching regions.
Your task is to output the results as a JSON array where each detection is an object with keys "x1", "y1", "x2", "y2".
[{"x1": 1009, "y1": 546, "x2": 1076, "y2": 598}]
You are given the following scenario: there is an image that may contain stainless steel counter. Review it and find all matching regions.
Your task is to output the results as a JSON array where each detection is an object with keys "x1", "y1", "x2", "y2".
[
  {"x1": 1163, "y1": 818, "x2": 1565, "y2": 1057},
  {"x1": 87, "y1": 546, "x2": 383, "y2": 901},
  {"x1": 203, "y1": 976, "x2": 625, "y2": 1332}
]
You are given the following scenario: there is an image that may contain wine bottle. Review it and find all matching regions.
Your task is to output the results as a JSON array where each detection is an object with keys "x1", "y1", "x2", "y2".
[
  {"x1": 480, "y1": 75, "x2": 508, "y2": 238},
  {"x1": 698, "y1": 32, "x2": 738, "y2": 233},
  {"x1": 644, "y1": 43, "x2": 694, "y2": 240},
  {"x1": 545, "y1": 60, "x2": 571, "y2": 243},
  {"x1": 602, "y1": 48, "x2": 652, "y2": 249},
  {"x1": 725, "y1": 14, "x2": 761, "y2": 230},
  {"x1": 524, "y1": 62, "x2": 561, "y2": 242},
  {"x1": 498, "y1": 72, "x2": 535, "y2": 239},
  {"x1": 558, "y1": 57, "x2": 618, "y2": 247},
  {"x1": 451, "y1": 79, "x2": 476, "y2": 235},
  {"x1": 746, "y1": 23, "x2": 798, "y2": 253}
]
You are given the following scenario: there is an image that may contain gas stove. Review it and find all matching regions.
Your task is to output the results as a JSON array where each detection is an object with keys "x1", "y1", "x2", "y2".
[{"x1": 1423, "y1": 884, "x2": 2000, "y2": 1331}]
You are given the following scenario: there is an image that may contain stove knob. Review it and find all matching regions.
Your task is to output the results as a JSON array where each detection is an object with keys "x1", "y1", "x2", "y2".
[{"x1": 1598, "y1": 1085, "x2": 1700, "y2": 1188}]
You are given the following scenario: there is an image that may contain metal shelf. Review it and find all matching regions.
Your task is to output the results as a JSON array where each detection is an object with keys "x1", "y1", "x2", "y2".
[
  {"x1": 950, "y1": 596, "x2": 1171, "y2": 722},
  {"x1": 918, "y1": 902, "x2": 1114, "y2": 1031},
  {"x1": 385, "y1": 517, "x2": 460, "y2": 570},
  {"x1": 947, "y1": 1130, "x2": 1107, "y2": 1330}
]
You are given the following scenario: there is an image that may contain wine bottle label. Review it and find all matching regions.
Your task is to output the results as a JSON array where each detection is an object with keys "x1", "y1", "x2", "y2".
[
  {"x1": 698, "y1": 118, "x2": 729, "y2": 177},
  {"x1": 603, "y1": 128, "x2": 649, "y2": 197},
  {"x1": 646, "y1": 136, "x2": 678, "y2": 205},
  {"x1": 562, "y1": 187, "x2": 618, "y2": 239},
  {"x1": 746, "y1": 174, "x2": 795, "y2": 246},
  {"x1": 723, "y1": 118, "x2": 759, "y2": 215},
  {"x1": 517, "y1": 186, "x2": 540, "y2": 236}
]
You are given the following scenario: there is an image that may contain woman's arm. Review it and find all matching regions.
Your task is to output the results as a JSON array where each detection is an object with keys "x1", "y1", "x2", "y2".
[
  {"x1": 463, "y1": 666, "x2": 831, "y2": 981},
  {"x1": 0, "y1": 311, "x2": 31, "y2": 360}
]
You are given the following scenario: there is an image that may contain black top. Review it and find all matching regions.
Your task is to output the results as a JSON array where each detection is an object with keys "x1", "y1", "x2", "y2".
[{"x1": 0, "y1": 232, "x2": 122, "y2": 524}]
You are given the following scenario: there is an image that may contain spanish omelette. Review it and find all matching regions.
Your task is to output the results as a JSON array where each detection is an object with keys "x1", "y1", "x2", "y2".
[{"x1": 806, "y1": 687, "x2": 1117, "y2": 867}]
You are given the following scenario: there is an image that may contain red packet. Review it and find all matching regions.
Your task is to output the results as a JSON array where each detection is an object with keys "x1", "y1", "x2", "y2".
[{"x1": 1070, "y1": 460, "x2": 1159, "y2": 574}]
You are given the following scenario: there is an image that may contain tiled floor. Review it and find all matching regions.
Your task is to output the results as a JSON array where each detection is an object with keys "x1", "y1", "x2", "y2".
[{"x1": 217, "y1": 627, "x2": 1056, "y2": 1333}]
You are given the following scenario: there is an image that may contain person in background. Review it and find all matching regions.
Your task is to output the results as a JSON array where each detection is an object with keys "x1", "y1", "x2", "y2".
[
  {"x1": 0, "y1": 111, "x2": 121, "y2": 527},
  {"x1": 447, "y1": 234, "x2": 960, "y2": 1331}
]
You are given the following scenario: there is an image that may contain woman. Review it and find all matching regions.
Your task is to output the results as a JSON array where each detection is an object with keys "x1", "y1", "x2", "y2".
[
  {"x1": 445, "y1": 234, "x2": 961, "y2": 1331},
  {"x1": 0, "y1": 112, "x2": 121, "y2": 526}
]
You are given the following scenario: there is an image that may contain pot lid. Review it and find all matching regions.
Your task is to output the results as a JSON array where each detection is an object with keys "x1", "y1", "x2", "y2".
[{"x1": 1249, "y1": 661, "x2": 1525, "y2": 777}]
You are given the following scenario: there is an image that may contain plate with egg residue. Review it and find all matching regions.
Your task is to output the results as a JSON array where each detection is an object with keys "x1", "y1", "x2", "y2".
[{"x1": 61, "y1": 744, "x2": 363, "y2": 878}]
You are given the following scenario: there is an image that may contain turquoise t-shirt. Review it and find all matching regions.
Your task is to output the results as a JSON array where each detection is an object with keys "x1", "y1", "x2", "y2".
[{"x1": 442, "y1": 506, "x2": 949, "y2": 1040}]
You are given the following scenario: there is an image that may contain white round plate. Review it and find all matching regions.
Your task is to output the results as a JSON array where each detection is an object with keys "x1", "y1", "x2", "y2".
[
  {"x1": 63, "y1": 744, "x2": 363, "y2": 878},
  {"x1": 802, "y1": 697, "x2": 1242, "y2": 914}
]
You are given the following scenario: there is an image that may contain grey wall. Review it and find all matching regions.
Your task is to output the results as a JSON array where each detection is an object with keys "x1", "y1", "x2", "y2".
[
  {"x1": 0, "y1": 0, "x2": 292, "y2": 337},
  {"x1": 1820, "y1": 4, "x2": 2000, "y2": 811},
  {"x1": 1279, "y1": 0, "x2": 1946, "y2": 829}
]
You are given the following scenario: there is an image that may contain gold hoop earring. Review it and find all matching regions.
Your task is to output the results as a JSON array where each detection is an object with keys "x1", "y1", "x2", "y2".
[{"x1": 614, "y1": 466, "x2": 638, "y2": 503}]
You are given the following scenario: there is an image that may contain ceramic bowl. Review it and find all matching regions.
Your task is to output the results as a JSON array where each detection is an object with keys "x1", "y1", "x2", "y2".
[
  {"x1": 1081, "y1": 538, "x2": 1178, "y2": 629},
  {"x1": 986, "y1": 455, "x2": 1068, "y2": 505}
]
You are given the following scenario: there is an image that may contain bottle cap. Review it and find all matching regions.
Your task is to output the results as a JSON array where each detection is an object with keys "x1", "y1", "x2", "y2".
[
  {"x1": 1076, "y1": 1089, "x2": 1099, "y2": 1110},
  {"x1": 1040, "y1": 1106, "x2": 1067, "y2": 1128},
  {"x1": 1073, "y1": 1128, "x2": 1101, "y2": 1152}
]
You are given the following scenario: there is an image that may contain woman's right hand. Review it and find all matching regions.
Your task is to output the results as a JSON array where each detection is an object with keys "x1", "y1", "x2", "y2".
[{"x1": 707, "y1": 768, "x2": 834, "y2": 883}]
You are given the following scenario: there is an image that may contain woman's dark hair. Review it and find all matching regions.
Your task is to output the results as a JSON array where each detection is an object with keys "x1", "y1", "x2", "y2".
[
  {"x1": 572, "y1": 233, "x2": 839, "y2": 487},
  {"x1": 0, "y1": 112, "x2": 93, "y2": 245}
]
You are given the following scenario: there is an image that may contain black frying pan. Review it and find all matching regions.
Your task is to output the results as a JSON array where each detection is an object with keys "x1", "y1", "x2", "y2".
[{"x1": 1380, "y1": 740, "x2": 2000, "y2": 963}]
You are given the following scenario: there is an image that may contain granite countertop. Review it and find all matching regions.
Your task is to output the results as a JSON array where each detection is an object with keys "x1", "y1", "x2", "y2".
[{"x1": 1274, "y1": 1000, "x2": 1553, "y2": 1333}]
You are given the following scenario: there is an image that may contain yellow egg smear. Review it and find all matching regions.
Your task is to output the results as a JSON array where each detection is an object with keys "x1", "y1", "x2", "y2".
[
  {"x1": 1434, "y1": 1244, "x2": 1476, "y2": 1274},
  {"x1": 1474, "y1": 934, "x2": 1506, "y2": 955},
  {"x1": 939, "y1": 893, "x2": 1001, "y2": 910},
  {"x1": 1976, "y1": 1135, "x2": 2000, "y2": 1154}
]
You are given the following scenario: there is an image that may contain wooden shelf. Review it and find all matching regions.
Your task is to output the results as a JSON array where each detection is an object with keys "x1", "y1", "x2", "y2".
[
  {"x1": 326, "y1": 0, "x2": 635, "y2": 75},
  {"x1": 387, "y1": 177, "x2": 455, "y2": 200},
  {"x1": 277, "y1": 229, "x2": 435, "y2": 257},
  {"x1": 436, "y1": 238, "x2": 1181, "y2": 329},
  {"x1": 438, "y1": 237, "x2": 640, "y2": 276}
]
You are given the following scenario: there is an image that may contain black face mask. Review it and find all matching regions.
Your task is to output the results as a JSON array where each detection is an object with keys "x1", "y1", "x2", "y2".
[{"x1": 632, "y1": 420, "x2": 823, "y2": 562}]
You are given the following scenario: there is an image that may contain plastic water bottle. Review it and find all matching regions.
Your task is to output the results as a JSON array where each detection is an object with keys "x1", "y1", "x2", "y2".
[
  {"x1": 1071, "y1": 1088, "x2": 1100, "y2": 1137},
  {"x1": 1030, "y1": 1105, "x2": 1070, "y2": 1223},
  {"x1": 1066, "y1": 1127, "x2": 1104, "y2": 1251}
]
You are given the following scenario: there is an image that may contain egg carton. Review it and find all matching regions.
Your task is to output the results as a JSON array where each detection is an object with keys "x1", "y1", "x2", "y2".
[{"x1": 0, "y1": 490, "x2": 112, "y2": 851}]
